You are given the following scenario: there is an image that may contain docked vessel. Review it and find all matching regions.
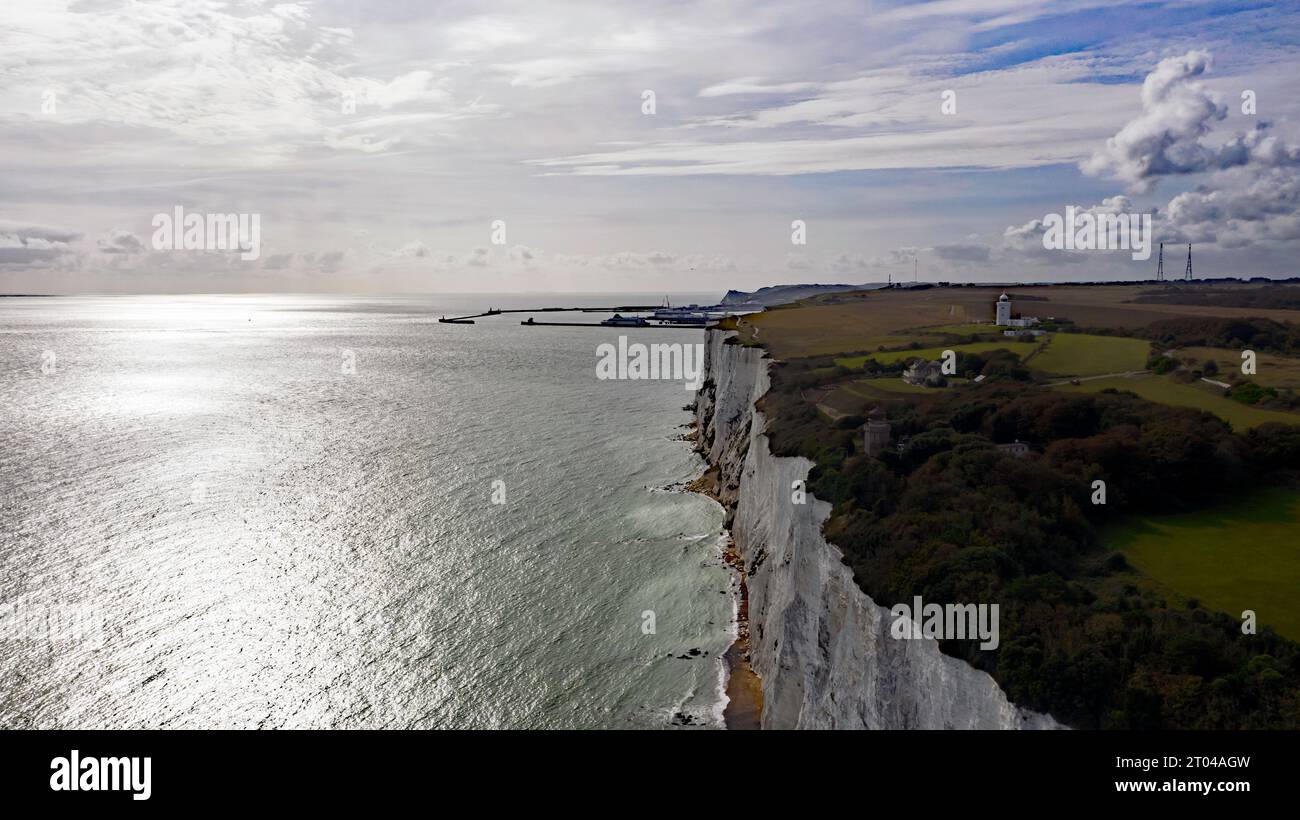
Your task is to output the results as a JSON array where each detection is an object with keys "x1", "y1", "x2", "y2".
[{"x1": 600, "y1": 314, "x2": 650, "y2": 327}]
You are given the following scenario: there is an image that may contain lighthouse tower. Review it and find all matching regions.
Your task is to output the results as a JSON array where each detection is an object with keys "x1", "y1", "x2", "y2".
[{"x1": 995, "y1": 292, "x2": 1012, "y2": 326}]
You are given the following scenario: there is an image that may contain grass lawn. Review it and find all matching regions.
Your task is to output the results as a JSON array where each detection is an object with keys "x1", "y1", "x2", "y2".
[
  {"x1": 834, "y1": 340, "x2": 1035, "y2": 368},
  {"x1": 1029, "y1": 333, "x2": 1150, "y2": 377},
  {"x1": 1104, "y1": 487, "x2": 1300, "y2": 641},
  {"x1": 1054, "y1": 374, "x2": 1300, "y2": 430}
]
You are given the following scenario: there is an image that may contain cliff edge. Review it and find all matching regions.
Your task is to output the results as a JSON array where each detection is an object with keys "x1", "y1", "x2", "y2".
[{"x1": 694, "y1": 329, "x2": 1061, "y2": 729}]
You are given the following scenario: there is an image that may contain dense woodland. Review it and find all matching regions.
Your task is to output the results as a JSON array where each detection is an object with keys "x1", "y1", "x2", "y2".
[
  {"x1": 759, "y1": 355, "x2": 1300, "y2": 728},
  {"x1": 1139, "y1": 315, "x2": 1300, "y2": 357}
]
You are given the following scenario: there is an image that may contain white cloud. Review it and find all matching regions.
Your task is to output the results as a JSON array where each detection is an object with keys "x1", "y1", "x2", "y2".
[
  {"x1": 1083, "y1": 50, "x2": 1300, "y2": 192},
  {"x1": 4, "y1": 2, "x2": 1300, "y2": 292},
  {"x1": 0, "y1": 219, "x2": 81, "y2": 266},
  {"x1": 1072, "y1": 51, "x2": 1300, "y2": 252},
  {"x1": 698, "y1": 77, "x2": 818, "y2": 97},
  {"x1": 1165, "y1": 167, "x2": 1300, "y2": 247},
  {"x1": 1002, "y1": 196, "x2": 1141, "y2": 262},
  {"x1": 97, "y1": 228, "x2": 145, "y2": 254},
  {"x1": 533, "y1": 56, "x2": 1136, "y2": 175}
]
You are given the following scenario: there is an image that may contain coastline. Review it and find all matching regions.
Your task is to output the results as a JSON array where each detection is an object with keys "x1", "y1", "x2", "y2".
[
  {"x1": 694, "y1": 325, "x2": 1062, "y2": 728},
  {"x1": 685, "y1": 463, "x2": 764, "y2": 730}
]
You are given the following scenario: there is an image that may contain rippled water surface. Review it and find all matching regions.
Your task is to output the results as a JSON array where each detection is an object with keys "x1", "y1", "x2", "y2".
[{"x1": 0, "y1": 295, "x2": 732, "y2": 728}]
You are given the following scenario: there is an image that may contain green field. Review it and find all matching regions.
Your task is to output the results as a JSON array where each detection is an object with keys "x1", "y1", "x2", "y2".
[
  {"x1": 835, "y1": 340, "x2": 1035, "y2": 368},
  {"x1": 1178, "y1": 346, "x2": 1300, "y2": 390},
  {"x1": 1030, "y1": 333, "x2": 1150, "y2": 377},
  {"x1": 1054, "y1": 374, "x2": 1300, "y2": 430},
  {"x1": 1105, "y1": 488, "x2": 1300, "y2": 641}
]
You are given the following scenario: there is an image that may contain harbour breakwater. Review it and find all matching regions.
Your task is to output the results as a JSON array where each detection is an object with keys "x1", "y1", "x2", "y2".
[{"x1": 693, "y1": 329, "x2": 1061, "y2": 729}]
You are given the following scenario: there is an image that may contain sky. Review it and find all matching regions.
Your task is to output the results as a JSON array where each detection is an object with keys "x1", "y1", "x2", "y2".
[{"x1": 1, "y1": 0, "x2": 1299, "y2": 294}]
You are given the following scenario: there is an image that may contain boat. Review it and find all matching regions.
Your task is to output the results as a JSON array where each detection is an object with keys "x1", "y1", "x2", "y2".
[{"x1": 600, "y1": 314, "x2": 649, "y2": 327}]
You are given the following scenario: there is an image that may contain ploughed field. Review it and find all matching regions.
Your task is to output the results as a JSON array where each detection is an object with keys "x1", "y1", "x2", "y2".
[{"x1": 736, "y1": 283, "x2": 1300, "y2": 359}]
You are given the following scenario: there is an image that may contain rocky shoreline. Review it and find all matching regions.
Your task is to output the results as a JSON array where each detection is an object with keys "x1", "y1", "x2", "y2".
[{"x1": 683, "y1": 461, "x2": 763, "y2": 729}]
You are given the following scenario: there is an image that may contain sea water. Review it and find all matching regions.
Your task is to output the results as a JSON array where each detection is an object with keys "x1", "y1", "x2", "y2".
[{"x1": 0, "y1": 294, "x2": 734, "y2": 728}]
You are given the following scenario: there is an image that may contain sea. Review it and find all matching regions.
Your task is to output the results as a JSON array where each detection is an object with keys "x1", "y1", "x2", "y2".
[{"x1": 0, "y1": 294, "x2": 737, "y2": 729}]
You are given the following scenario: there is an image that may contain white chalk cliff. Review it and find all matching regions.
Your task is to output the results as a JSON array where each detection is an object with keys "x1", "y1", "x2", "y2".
[{"x1": 695, "y1": 329, "x2": 1061, "y2": 729}]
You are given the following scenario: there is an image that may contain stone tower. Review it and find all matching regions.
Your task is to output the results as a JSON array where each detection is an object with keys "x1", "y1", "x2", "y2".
[{"x1": 864, "y1": 406, "x2": 891, "y2": 456}]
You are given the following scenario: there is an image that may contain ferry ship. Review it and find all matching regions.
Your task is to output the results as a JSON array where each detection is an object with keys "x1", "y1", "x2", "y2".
[{"x1": 600, "y1": 313, "x2": 650, "y2": 327}]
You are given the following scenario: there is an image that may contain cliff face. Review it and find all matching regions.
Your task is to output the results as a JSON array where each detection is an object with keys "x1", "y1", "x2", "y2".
[{"x1": 695, "y1": 330, "x2": 1060, "y2": 730}]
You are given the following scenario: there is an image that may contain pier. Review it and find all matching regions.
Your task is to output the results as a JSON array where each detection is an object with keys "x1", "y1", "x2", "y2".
[
  {"x1": 517, "y1": 318, "x2": 699, "y2": 328},
  {"x1": 438, "y1": 304, "x2": 716, "y2": 328}
]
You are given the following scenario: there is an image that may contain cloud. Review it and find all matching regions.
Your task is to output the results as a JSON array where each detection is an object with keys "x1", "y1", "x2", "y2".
[
  {"x1": 393, "y1": 241, "x2": 431, "y2": 258},
  {"x1": 932, "y1": 243, "x2": 992, "y2": 262},
  {"x1": 827, "y1": 253, "x2": 871, "y2": 273},
  {"x1": 1002, "y1": 196, "x2": 1142, "y2": 262},
  {"x1": 0, "y1": 0, "x2": 486, "y2": 164},
  {"x1": 533, "y1": 55, "x2": 1134, "y2": 176},
  {"x1": 872, "y1": 0, "x2": 1132, "y2": 30},
  {"x1": 6, "y1": 3, "x2": 1300, "y2": 292},
  {"x1": 552, "y1": 250, "x2": 736, "y2": 273},
  {"x1": 97, "y1": 229, "x2": 144, "y2": 254},
  {"x1": 0, "y1": 219, "x2": 81, "y2": 244},
  {"x1": 785, "y1": 253, "x2": 813, "y2": 270},
  {"x1": 0, "y1": 219, "x2": 81, "y2": 266},
  {"x1": 600, "y1": 251, "x2": 676, "y2": 268},
  {"x1": 355, "y1": 71, "x2": 451, "y2": 110},
  {"x1": 1164, "y1": 166, "x2": 1300, "y2": 248},
  {"x1": 698, "y1": 77, "x2": 817, "y2": 97},
  {"x1": 1082, "y1": 51, "x2": 1300, "y2": 192},
  {"x1": 506, "y1": 244, "x2": 536, "y2": 263},
  {"x1": 1075, "y1": 51, "x2": 1300, "y2": 250}
]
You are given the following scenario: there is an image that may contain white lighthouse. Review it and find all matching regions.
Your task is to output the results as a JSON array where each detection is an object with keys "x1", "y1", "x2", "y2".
[{"x1": 995, "y1": 292, "x2": 1012, "y2": 326}]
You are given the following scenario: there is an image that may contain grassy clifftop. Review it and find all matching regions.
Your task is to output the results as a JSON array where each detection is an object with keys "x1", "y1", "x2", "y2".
[{"x1": 747, "y1": 283, "x2": 1300, "y2": 728}]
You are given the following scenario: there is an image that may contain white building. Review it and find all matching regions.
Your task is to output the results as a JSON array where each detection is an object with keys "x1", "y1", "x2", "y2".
[
  {"x1": 995, "y1": 292, "x2": 1012, "y2": 325},
  {"x1": 995, "y1": 292, "x2": 1039, "y2": 328},
  {"x1": 997, "y1": 440, "x2": 1031, "y2": 458}
]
